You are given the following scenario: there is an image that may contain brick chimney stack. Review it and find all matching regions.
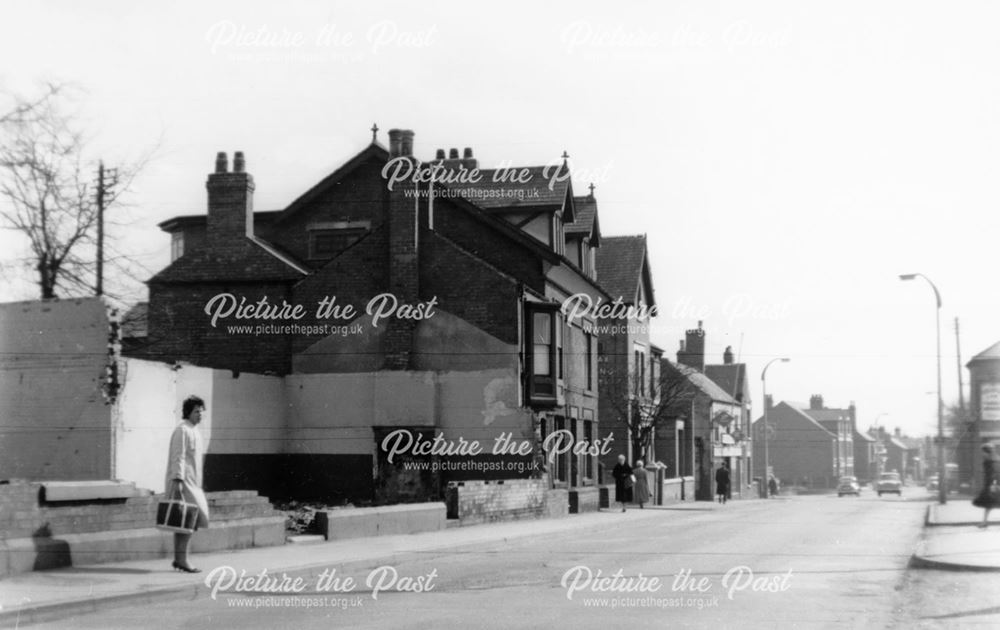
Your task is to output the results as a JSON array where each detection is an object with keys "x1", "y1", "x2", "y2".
[
  {"x1": 677, "y1": 321, "x2": 705, "y2": 371},
  {"x1": 206, "y1": 151, "x2": 255, "y2": 247},
  {"x1": 809, "y1": 394, "x2": 824, "y2": 410},
  {"x1": 383, "y1": 129, "x2": 420, "y2": 369}
]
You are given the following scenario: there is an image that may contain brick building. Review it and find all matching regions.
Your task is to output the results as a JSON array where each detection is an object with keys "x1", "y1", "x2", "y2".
[
  {"x1": 656, "y1": 326, "x2": 753, "y2": 499},
  {"x1": 752, "y1": 396, "x2": 855, "y2": 489},
  {"x1": 704, "y1": 347, "x2": 754, "y2": 498},
  {"x1": 656, "y1": 357, "x2": 741, "y2": 500},
  {"x1": 593, "y1": 234, "x2": 660, "y2": 478},
  {"x1": 131, "y1": 129, "x2": 614, "y2": 504}
]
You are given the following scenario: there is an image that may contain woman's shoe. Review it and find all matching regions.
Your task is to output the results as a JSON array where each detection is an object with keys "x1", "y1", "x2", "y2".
[{"x1": 172, "y1": 561, "x2": 202, "y2": 573}]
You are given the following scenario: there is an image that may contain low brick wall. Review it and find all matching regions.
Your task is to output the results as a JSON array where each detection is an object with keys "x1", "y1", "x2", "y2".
[
  {"x1": 0, "y1": 480, "x2": 286, "y2": 577},
  {"x1": 0, "y1": 482, "x2": 278, "y2": 539},
  {"x1": 315, "y1": 503, "x2": 447, "y2": 540},
  {"x1": 662, "y1": 477, "x2": 684, "y2": 503},
  {"x1": 568, "y1": 487, "x2": 600, "y2": 513},
  {"x1": 445, "y1": 479, "x2": 568, "y2": 525}
]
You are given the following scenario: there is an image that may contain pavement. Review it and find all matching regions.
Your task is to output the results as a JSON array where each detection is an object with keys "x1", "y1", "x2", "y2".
[
  {"x1": 0, "y1": 505, "x2": 676, "y2": 628},
  {"x1": 910, "y1": 495, "x2": 1000, "y2": 572}
]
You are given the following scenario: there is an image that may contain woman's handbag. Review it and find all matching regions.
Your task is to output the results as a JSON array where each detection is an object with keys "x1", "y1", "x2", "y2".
[{"x1": 156, "y1": 482, "x2": 201, "y2": 534}]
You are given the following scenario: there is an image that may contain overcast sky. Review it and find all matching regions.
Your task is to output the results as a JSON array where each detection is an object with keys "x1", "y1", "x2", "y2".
[{"x1": 2, "y1": 0, "x2": 998, "y2": 438}]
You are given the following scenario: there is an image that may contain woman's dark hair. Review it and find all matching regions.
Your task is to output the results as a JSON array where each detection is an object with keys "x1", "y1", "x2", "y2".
[{"x1": 182, "y1": 396, "x2": 205, "y2": 419}]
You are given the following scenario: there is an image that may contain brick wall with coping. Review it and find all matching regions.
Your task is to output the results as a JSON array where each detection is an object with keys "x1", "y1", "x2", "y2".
[{"x1": 444, "y1": 479, "x2": 568, "y2": 525}]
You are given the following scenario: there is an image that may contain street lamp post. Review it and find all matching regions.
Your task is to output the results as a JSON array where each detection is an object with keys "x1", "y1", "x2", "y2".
[
  {"x1": 900, "y1": 273, "x2": 946, "y2": 505},
  {"x1": 762, "y1": 357, "x2": 790, "y2": 498}
]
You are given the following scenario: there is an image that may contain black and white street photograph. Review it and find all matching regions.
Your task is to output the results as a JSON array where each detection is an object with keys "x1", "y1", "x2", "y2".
[{"x1": 2, "y1": 2, "x2": 1000, "y2": 628}]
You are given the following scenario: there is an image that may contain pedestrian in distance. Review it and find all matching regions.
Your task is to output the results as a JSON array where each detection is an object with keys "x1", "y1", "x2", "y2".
[
  {"x1": 632, "y1": 459, "x2": 650, "y2": 509},
  {"x1": 715, "y1": 461, "x2": 731, "y2": 504},
  {"x1": 768, "y1": 475, "x2": 779, "y2": 498},
  {"x1": 972, "y1": 443, "x2": 1000, "y2": 528},
  {"x1": 166, "y1": 395, "x2": 210, "y2": 572},
  {"x1": 612, "y1": 454, "x2": 634, "y2": 512}
]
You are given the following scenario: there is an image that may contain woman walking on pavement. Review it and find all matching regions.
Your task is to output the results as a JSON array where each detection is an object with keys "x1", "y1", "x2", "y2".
[
  {"x1": 166, "y1": 395, "x2": 210, "y2": 572},
  {"x1": 973, "y1": 443, "x2": 1000, "y2": 528},
  {"x1": 715, "y1": 461, "x2": 731, "y2": 504},
  {"x1": 632, "y1": 460, "x2": 650, "y2": 509},
  {"x1": 612, "y1": 454, "x2": 633, "y2": 512}
]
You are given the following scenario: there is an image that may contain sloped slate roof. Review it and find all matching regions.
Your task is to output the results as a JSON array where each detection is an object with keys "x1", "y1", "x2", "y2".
[
  {"x1": 121, "y1": 302, "x2": 148, "y2": 338},
  {"x1": 802, "y1": 408, "x2": 852, "y2": 422},
  {"x1": 664, "y1": 360, "x2": 738, "y2": 404},
  {"x1": 755, "y1": 402, "x2": 837, "y2": 438},
  {"x1": 595, "y1": 235, "x2": 646, "y2": 302},
  {"x1": 567, "y1": 195, "x2": 596, "y2": 234},
  {"x1": 456, "y1": 166, "x2": 570, "y2": 211},
  {"x1": 150, "y1": 238, "x2": 308, "y2": 283},
  {"x1": 969, "y1": 341, "x2": 1000, "y2": 366}
]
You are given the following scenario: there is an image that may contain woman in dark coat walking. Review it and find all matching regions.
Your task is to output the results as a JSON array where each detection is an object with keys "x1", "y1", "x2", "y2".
[
  {"x1": 973, "y1": 443, "x2": 1000, "y2": 528},
  {"x1": 715, "y1": 461, "x2": 731, "y2": 504},
  {"x1": 612, "y1": 454, "x2": 633, "y2": 512}
]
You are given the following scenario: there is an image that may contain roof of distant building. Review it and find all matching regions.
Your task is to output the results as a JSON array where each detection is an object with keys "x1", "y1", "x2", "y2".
[
  {"x1": 704, "y1": 364, "x2": 749, "y2": 403},
  {"x1": 665, "y1": 360, "x2": 738, "y2": 404},
  {"x1": 121, "y1": 302, "x2": 148, "y2": 338},
  {"x1": 567, "y1": 194, "x2": 599, "y2": 242},
  {"x1": 969, "y1": 340, "x2": 1000, "y2": 366},
  {"x1": 595, "y1": 235, "x2": 649, "y2": 304},
  {"x1": 456, "y1": 166, "x2": 571, "y2": 212}
]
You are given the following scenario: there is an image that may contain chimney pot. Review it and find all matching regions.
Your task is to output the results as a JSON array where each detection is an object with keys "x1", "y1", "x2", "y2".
[
  {"x1": 436, "y1": 149, "x2": 446, "y2": 160},
  {"x1": 809, "y1": 395, "x2": 824, "y2": 410},
  {"x1": 463, "y1": 147, "x2": 473, "y2": 159},
  {"x1": 233, "y1": 151, "x2": 245, "y2": 173},
  {"x1": 400, "y1": 130, "x2": 415, "y2": 157},
  {"x1": 215, "y1": 152, "x2": 228, "y2": 173},
  {"x1": 388, "y1": 129, "x2": 404, "y2": 157},
  {"x1": 449, "y1": 148, "x2": 459, "y2": 159},
  {"x1": 723, "y1": 345, "x2": 734, "y2": 365}
]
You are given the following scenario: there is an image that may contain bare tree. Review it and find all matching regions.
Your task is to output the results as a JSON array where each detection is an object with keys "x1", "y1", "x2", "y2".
[
  {"x1": 0, "y1": 82, "x2": 152, "y2": 301},
  {"x1": 601, "y1": 356, "x2": 694, "y2": 460}
]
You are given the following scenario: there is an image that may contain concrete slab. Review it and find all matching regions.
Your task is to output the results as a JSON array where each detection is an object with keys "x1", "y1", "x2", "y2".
[{"x1": 41, "y1": 481, "x2": 143, "y2": 502}]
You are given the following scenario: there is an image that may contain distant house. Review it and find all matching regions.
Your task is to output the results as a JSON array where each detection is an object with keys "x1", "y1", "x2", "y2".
[
  {"x1": 875, "y1": 427, "x2": 915, "y2": 481},
  {"x1": 753, "y1": 396, "x2": 855, "y2": 489},
  {"x1": 593, "y1": 234, "x2": 659, "y2": 477},
  {"x1": 853, "y1": 430, "x2": 878, "y2": 484},
  {"x1": 704, "y1": 346, "x2": 753, "y2": 499},
  {"x1": 657, "y1": 356, "x2": 742, "y2": 500}
]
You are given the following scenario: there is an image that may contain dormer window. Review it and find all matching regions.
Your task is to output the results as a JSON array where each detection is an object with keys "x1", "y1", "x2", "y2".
[
  {"x1": 170, "y1": 232, "x2": 184, "y2": 261},
  {"x1": 308, "y1": 221, "x2": 371, "y2": 260}
]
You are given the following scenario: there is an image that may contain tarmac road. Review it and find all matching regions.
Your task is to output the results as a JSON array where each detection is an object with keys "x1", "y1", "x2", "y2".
[{"x1": 24, "y1": 491, "x2": 940, "y2": 630}]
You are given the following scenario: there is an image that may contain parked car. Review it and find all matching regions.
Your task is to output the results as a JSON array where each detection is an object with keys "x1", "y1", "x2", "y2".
[
  {"x1": 837, "y1": 476, "x2": 861, "y2": 497},
  {"x1": 876, "y1": 472, "x2": 902, "y2": 496}
]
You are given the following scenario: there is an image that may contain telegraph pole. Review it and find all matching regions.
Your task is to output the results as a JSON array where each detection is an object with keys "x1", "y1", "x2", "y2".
[
  {"x1": 96, "y1": 161, "x2": 105, "y2": 296},
  {"x1": 94, "y1": 161, "x2": 118, "y2": 296}
]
